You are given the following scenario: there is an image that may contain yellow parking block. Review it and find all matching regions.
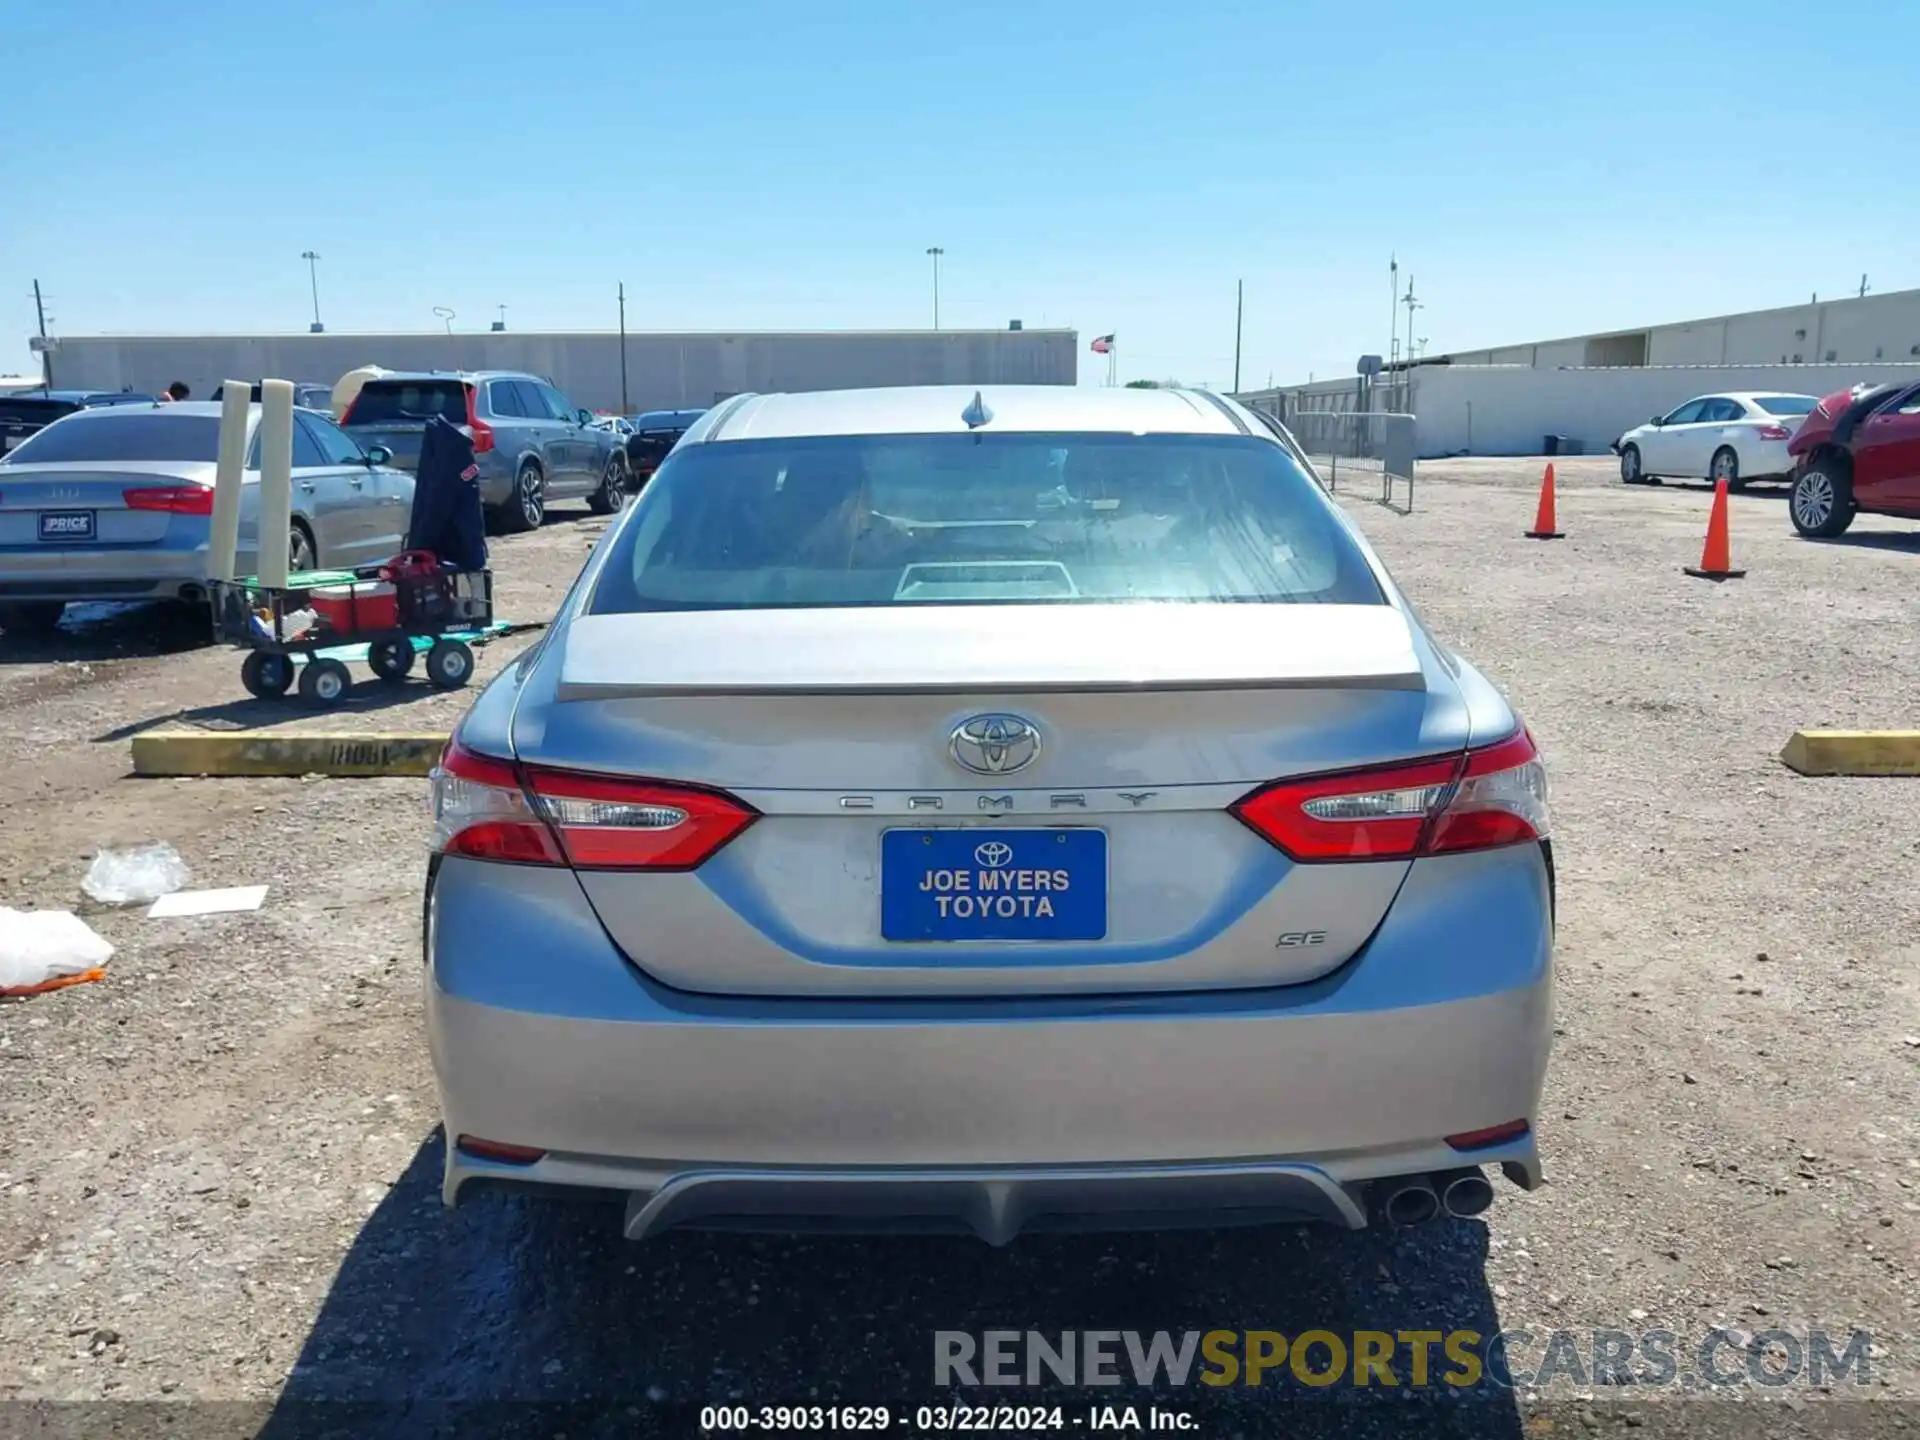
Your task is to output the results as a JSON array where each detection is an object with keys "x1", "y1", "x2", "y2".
[
  {"x1": 1780, "y1": 730, "x2": 1920, "y2": 777},
  {"x1": 131, "y1": 729, "x2": 450, "y2": 778}
]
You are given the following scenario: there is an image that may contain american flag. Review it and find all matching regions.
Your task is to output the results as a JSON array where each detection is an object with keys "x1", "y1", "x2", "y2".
[{"x1": 1089, "y1": 334, "x2": 1114, "y2": 354}]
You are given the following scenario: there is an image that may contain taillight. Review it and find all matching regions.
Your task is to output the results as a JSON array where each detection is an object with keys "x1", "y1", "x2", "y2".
[
  {"x1": 464, "y1": 386, "x2": 495, "y2": 454},
  {"x1": 525, "y1": 767, "x2": 757, "y2": 870},
  {"x1": 430, "y1": 741, "x2": 564, "y2": 864},
  {"x1": 429, "y1": 739, "x2": 756, "y2": 870},
  {"x1": 1232, "y1": 728, "x2": 1548, "y2": 861},
  {"x1": 123, "y1": 485, "x2": 214, "y2": 515},
  {"x1": 1755, "y1": 424, "x2": 1791, "y2": 441}
]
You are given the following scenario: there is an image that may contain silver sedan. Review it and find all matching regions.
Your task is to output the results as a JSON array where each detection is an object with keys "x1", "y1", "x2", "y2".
[
  {"x1": 425, "y1": 384, "x2": 1554, "y2": 1242},
  {"x1": 0, "y1": 401, "x2": 413, "y2": 633}
]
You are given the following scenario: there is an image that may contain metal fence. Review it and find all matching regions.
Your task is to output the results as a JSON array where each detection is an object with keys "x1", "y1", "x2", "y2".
[{"x1": 1242, "y1": 401, "x2": 1417, "y2": 513}]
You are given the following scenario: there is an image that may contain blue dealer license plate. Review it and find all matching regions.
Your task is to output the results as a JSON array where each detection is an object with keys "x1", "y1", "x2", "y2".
[
  {"x1": 39, "y1": 510, "x2": 95, "y2": 541},
  {"x1": 881, "y1": 828, "x2": 1107, "y2": 942}
]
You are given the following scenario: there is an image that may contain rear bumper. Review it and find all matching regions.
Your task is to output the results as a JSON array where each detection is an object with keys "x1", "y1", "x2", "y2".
[
  {"x1": 0, "y1": 545, "x2": 209, "y2": 603},
  {"x1": 425, "y1": 847, "x2": 1554, "y2": 1239}
]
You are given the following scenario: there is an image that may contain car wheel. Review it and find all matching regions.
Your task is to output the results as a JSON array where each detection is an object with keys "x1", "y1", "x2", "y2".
[
  {"x1": 1619, "y1": 444, "x2": 1645, "y2": 484},
  {"x1": 1789, "y1": 462, "x2": 1856, "y2": 539},
  {"x1": 240, "y1": 650, "x2": 295, "y2": 698},
  {"x1": 297, "y1": 657, "x2": 352, "y2": 707},
  {"x1": 289, "y1": 521, "x2": 317, "y2": 575},
  {"x1": 1710, "y1": 446, "x2": 1745, "y2": 491},
  {"x1": 0, "y1": 600, "x2": 66, "y2": 635},
  {"x1": 490, "y1": 463, "x2": 544, "y2": 534},
  {"x1": 587, "y1": 453, "x2": 630, "y2": 515}
]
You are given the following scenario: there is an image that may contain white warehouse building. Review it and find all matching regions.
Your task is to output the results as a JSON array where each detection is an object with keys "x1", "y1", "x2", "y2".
[
  {"x1": 1243, "y1": 287, "x2": 1920, "y2": 458},
  {"x1": 40, "y1": 327, "x2": 1077, "y2": 417}
]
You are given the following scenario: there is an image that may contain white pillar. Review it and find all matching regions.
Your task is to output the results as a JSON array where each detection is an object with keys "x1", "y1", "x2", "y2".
[
  {"x1": 256, "y1": 380, "x2": 295, "y2": 588},
  {"x1": 207, "y1": 379, "x2": 250, "y2": 582}
]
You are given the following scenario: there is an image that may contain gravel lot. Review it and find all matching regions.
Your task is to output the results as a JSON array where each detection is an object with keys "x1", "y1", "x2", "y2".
[{"x1": 0, "y1": 465, "x2": 1915, "y2": 1438}]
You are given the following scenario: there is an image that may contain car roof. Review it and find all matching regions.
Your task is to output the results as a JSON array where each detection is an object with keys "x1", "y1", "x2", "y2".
[
  {"x1": 2, "y1": 388, "x2": 144, "y2": 403},
  {"x1": 705, "y1": 385, "x2": 1243, "y2": 441},
  {"x1": 52, "y1": 400, "x2": 253, "y2": 421},
  {"x1": 361, "y1": 370, "x2": 538, "y2": 384}
]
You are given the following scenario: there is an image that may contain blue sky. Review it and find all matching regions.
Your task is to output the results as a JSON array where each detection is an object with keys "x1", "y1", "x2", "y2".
[{"x1": 4, "y1": 0, "x2": 1915, "y2": 388}]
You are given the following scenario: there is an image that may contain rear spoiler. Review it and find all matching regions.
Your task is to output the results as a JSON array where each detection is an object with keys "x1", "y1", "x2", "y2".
[{"x1": 556, "y1": 604, "x2": 1425, "y2": 699}]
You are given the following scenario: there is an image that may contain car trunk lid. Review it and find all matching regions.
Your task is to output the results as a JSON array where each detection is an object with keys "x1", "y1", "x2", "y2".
[
  {"x1": 340, "y1": 379, "x2": 474, "y2": 474},
  {"x1": 514, "y1": 603, "x2": 1462, "y2": 998},
  {"x1": 0, "y1": 462, "x2": 215, "y2": 547}
]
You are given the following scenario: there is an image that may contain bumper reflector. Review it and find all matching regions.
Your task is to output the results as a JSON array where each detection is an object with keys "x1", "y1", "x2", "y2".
[
  {"x1": 1445, "y1": 1119, "x2": 1530, "y2": 1151},
  {"x1": 455, "y1": 1135, "x2": 547, "y2": 1165}
]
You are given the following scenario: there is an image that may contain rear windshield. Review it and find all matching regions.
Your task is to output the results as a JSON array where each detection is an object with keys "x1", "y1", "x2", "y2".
[
  {"x1": 0, "y1": 398, "x2": 79, "y2": 425},
  {"x1": 634, "y1": 410, "x2": 703, "y2": 431},
  {"x1": 589, "y1": 432, "x2": 1382, "y2": 613},
  {"x1": 1753, "y1": 395, "x2": 1815, "y2": 417},
  {"x1": 346, "y1": 380, "x2": 470, "y2": 426},
  {"x1": 1, "y1": 411, "x2": 221, "y2": 464}
]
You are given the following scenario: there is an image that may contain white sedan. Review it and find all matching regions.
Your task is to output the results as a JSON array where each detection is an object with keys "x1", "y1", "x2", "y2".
[{"x1": 1614, "y1": 392, "x2": 1817, "y2": 488}]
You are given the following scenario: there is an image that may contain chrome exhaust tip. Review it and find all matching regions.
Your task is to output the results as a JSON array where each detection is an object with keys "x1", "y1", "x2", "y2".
[
  {"x1": 1437, "y1": 1167, "x2": 1495, "y2": 1219},
  {"x1": 1381, "y1": 1177, "x2": 1439, "y2": 1226}
]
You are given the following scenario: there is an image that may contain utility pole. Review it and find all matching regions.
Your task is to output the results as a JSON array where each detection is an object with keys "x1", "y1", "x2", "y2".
[
  {"x1": 1859, "y1": 274, "x2": 1870, "y2": 299},
  {"x1": 617, "y1": 282, "x2": 630, "y2": 416},
  {"x1": 32, "y1": 279, "x2": 52, "y2": 387},
  {"x1": 1401, "y1": 275, "x2": 1423, "y2": 406},
  {"x1": 301, "y1": 251, "x2": 324, "y2": 332},
  {"x1": 926, "y1": 247, "x2": 944, "y2": 329},
  {"x1": 1387, "y1": 255, "x2": 1399, "y2": 378},
  {"x1": 1232, "y1": 279, "x2": 1243, "y2": 394}
]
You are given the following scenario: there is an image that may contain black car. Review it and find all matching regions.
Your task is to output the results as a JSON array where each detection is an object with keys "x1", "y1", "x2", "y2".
[
  {"x1": 0, "y1": 388, "x2": 155, "y2": 456},
  {"x1": 623, "y1": 408, "x2": 707, "y2": 488},
  {"x1": 210, "y1": 381, "x2": 337, "y2": 414}
]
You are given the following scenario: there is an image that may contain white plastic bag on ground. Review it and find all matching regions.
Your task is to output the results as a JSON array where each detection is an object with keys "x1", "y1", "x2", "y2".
[
  {"x1": 0, "y1": 907, "x2": 114, "y2": 994},
  {"x1": 82, "y1": 843, "x2": 190, "y2": 904}
]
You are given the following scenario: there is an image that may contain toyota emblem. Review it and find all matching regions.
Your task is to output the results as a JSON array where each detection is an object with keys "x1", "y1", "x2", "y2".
[
  {"x1": 949, "y1": 714, "x2": 1041, "y2": 776},
  {"x1": 974, "y1": 841, "x2": 1013, "y2": 867}
]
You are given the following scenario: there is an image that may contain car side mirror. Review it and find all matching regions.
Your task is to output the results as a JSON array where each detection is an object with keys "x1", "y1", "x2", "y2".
[
  {"x1": 576, "y1": 409, "x2": 593, "y2": 426},
  {"x1": 365, "y1": 444, "x2": 392, "y2": 466},
  {"x1": 1650, "y1": 415, "x2": 1664, "y2": 426}
]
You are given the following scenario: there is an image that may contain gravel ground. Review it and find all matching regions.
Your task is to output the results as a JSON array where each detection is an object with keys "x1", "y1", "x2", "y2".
[{"x1": 0, "y1": 467, "x2": 1915, "y2": 1439}]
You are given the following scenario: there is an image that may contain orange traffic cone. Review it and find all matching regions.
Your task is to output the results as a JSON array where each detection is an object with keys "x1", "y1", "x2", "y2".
[
  {"x1": 1525, "y1": 463, "x2": 1564, "y2": 539},
  {"x1": 1684, "y1": 478, "x2": 1747, "y2": 580}
]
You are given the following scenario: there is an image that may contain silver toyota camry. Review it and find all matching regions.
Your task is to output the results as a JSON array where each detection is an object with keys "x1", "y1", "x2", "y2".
[{"x1": 425, "y1": 384, "x2": 1554, "y2": 1243}]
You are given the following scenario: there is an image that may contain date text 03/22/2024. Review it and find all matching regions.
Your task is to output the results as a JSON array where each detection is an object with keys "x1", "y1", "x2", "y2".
[{"x1": 698, "y1": 1404, "x2": 1195, "y2": 1431}]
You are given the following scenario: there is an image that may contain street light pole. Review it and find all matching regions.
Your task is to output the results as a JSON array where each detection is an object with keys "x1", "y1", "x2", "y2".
[
  {"x1": 926, "y1": 247, "x2": 944, "y2": 329},
  {"x1": 301, "y1": 251, "x2": 324, "y2": 333},
  {"x1": 618, "y1": 282, "x2": 630, "y2": 416}
]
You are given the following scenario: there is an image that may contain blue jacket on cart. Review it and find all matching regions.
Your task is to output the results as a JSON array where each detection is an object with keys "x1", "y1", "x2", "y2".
[{"x1": 406, "y1": 416, "x2": 488, "y2": 572}]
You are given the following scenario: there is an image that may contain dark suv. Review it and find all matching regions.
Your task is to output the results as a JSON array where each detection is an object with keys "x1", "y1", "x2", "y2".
[
  {"x1": 340, "y1": 371, "x2": 630, "y2": 533},
  {"x1": 624, "y1": 408, "x2": 708, "y2": 490},
  {"x1": 0, "y1": 388, "x2": 154, "y2": 456}
]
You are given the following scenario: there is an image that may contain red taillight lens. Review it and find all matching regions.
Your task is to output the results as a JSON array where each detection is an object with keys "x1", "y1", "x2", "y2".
[
  {"x1": 464, "y1": 386, "x2": 495, "y2": 454},
  {"x1": 123, "y1": 484, "x2": 214, "y2": 515},
  {"x1": 1232, "y1": 728, "x2": 1548, "y2": 862},
  {"x1": 523, "y1": 766, "x2": 757, "y2": 871},
  {"x1": 1755, "y1": 424, "x2": 1791, "y2": 441},
  {"x1": 430, "y1": 740, "x2": 564, "y2": 864},
  {"x1": 429, "y1": 739, "x2": 756, "y2": 871}
]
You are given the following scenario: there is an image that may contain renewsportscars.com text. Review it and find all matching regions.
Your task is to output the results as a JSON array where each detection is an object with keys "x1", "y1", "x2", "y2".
[{"x1": 934, "y1": 1328, "x2": 1875, "y2": 1391}]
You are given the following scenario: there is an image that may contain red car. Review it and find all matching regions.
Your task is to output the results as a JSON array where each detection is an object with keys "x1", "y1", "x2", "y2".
[{"x1": 1786, "y1": 382, "x2": 1920, "y2": 537}]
